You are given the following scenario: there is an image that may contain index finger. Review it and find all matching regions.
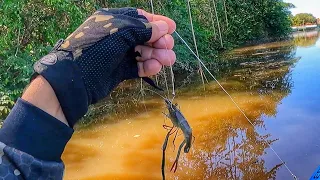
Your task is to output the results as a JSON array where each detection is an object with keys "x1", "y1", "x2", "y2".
[{"x1": 138, "y1": 9, "x2": 176, "y2": 34}]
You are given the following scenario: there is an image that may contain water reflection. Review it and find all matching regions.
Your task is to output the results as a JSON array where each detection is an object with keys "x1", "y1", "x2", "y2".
[
  {"x1": 293, "y1": 31, "x2": 319, "y2": 47},
  {"x1": 62, "y1": 32, "x2": 320, "y2": 179}
]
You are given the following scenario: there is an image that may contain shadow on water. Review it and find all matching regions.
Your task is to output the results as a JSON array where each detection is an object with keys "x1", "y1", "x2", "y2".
[{"x1": 62, "y1": 31, "x2": 320, "y2": 180}]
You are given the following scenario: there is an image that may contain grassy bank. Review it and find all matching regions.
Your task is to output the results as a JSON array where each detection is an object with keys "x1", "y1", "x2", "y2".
[{"x1": 0, "y1": 0, "x2": 293, "y2": 120}]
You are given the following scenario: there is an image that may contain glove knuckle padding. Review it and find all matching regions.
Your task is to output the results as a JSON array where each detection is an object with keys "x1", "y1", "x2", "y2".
[
  {"x1": 33, "y1": 8, "x2": 152, "y2": 127},
  {"x1": 99, "y1": 7, "x2": 138, "y2": 17},
  {"x1": 60, "y1": 14, "x2": 151, "y2": 52}
]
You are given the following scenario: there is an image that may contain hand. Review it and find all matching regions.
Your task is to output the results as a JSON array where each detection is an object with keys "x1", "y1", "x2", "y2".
[
  {"x1": 33, "y1": 8, "x2": 176, "y2": 127},
  {"x1": 134, "y1": 9, "x2": 176, "y2": 77}
]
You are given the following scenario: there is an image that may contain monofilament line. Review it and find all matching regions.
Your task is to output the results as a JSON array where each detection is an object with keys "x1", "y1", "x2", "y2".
[
  {"x1": 165, "y1": 42, "x2": 176, "y2": 100},
  {"x1": 149, "y1": 0, "x2": 175, "y2": 101},
  {"x1": 148, "y1": 1, "x2": 170, "y2": 99},
  {"x1": 174, "y1": 30, "x2": 297, "y2": 180}
]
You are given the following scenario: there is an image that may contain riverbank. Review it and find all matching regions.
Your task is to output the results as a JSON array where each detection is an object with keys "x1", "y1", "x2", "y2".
[{"x1": 292, "y1": 25, "x2": 318, "y2": 32}]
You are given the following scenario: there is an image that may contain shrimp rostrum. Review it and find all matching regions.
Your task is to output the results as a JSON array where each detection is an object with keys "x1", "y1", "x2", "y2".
[{"x1": 161, "y1": 98, "x2": 193, "y2": 180}]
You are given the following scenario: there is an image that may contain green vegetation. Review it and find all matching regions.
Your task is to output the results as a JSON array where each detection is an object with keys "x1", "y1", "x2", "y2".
[
  {"x1": 0, "y1": 0, "x2": 293, "y2": 120},
  {"x1": 0, "y1": 93, "x2": 14, "y2": 121},
  {"x1": 291, "y1": 13, "x2": 317, "y2": 26}
]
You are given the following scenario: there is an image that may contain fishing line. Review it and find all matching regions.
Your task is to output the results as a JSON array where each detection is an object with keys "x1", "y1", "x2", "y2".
[
  {"x1": 149, "y1": 0, "x2": 170, "y2": 98},
  {"x1": 149, "y1": 0, "x2": 176, "y2": 102},
  {"x1": 165, "y1": 42, "x2": 176, "y2": 102},
  {"x1": 174, "y1": 30, "x2": 297, "y2": 179},
  {"x1": 162, "y1": 65, "x2": 170, "y2": 98}
]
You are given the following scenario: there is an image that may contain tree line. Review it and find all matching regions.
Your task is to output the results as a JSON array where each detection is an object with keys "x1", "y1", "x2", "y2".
[{"x1": 291, "y1": 13, "x2": 318, "y2": 26}]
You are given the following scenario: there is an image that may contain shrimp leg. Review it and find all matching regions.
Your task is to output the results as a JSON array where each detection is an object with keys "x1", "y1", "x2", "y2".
[
  {"x1": 162, "y1": 112, "x2": 170, "y2": 119},
  {"x1": 162, "y1": 127, "x2": 174, "y2": 180},
  {"x1": 170, "y1": 140, "x2": 186, "y2": 173},
  {"x1": 172, "y1": 129, "x2": 180, "y2": 151}
]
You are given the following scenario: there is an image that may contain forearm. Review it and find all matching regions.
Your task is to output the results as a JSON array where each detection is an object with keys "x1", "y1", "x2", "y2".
[
  {"x1": 22, "y1": 75, "x2": 68, "y2": 126},
  {"x1": 0, "y1": 76, "x2": 73, "y2": 179}
]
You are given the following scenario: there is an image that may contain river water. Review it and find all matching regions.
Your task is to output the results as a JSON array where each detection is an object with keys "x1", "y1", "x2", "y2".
[{"x1": 62, "y1": 31, "x2": 320, "y2": 180}]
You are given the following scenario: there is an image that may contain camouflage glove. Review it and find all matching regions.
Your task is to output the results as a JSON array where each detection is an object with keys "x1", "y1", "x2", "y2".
[{"x1": 33, "y1": 8, "x2": 155, "y2": 127}]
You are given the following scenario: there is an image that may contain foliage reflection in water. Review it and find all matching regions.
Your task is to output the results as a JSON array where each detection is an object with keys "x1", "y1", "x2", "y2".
[{"x1": 62, "y1": 31, "x2": 320, "y2": 180}]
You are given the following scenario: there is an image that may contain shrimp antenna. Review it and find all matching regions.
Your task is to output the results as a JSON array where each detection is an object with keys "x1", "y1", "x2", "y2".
[{"x1": 145, "y1": 88, "x2": 168, "y2": 100}]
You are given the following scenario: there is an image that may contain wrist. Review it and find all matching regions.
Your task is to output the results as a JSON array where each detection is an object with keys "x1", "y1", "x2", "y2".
[
  {"x1": 0, "y1": 98, "x2": 74, "y2": 161},
  {"x1": 22, "y1": 75, "x2": 69, "y2": 126},
  {"x1": 33, "y1": 50, "x2": 89, "y2": 127}
]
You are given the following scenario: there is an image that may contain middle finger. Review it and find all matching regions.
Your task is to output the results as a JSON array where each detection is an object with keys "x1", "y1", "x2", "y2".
[
  {"x1": 150, "y1": 34, "x2": 174, "y2": 49},
  {"x1": 135, "y1": 45, "x2": 176, "y2": 66}
]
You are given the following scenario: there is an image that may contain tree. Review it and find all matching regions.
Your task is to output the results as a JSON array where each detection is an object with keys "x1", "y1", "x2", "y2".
[
  {"x1": 292, "y1": 13, "x2": 317, "y2": 26},
  {"x1": 282, "y1": 2, "x2": 296, "y2": 9}
]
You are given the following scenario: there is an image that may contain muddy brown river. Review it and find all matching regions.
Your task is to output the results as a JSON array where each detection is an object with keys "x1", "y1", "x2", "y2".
[{"x1": 62, "y1": 30, "x2": 320, "y2": 180}]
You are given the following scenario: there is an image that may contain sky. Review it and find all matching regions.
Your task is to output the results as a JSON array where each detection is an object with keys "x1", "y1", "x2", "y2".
[{"x1": 284, "y1": 0, "x2": 320, "y2": 18}]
